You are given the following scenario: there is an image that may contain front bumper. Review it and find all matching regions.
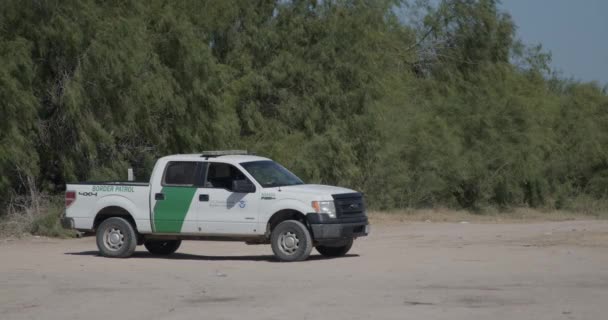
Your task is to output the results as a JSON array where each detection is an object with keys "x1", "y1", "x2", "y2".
[{"x1": 306, "y1": 213, "x2": 369, "y2": 240}]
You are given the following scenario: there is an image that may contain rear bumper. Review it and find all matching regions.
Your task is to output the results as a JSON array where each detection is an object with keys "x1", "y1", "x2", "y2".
[
  {"x1": 306, "y1": 213, "x2": 369, "y2": 240},
  {"x1": 61, "y1": 217, "x2": 75, "y2": 229}
]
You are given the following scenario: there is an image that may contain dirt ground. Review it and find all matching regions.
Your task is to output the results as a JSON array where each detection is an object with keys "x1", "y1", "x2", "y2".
[{"x1": 1, "y1": 220, "x2": 608, "y2": 320}]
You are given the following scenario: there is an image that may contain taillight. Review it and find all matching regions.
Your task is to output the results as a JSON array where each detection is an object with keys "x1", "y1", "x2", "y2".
[{"x1": 65, "y1": 191, "x2": 76, "y2": 208}]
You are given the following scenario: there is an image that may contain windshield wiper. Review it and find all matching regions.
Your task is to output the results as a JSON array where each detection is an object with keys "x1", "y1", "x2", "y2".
[{"x1": 268, "y1": 182, "x2": 304, "y2": 188}]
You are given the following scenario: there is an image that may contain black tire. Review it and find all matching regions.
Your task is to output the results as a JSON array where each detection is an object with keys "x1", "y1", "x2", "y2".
[
  {"x1": 144, "y1": 240, "x2": 181, "y2": 255},
  {"x1": 316, "y1": 238, "x2": 354, "y2": 257},
  {"x1": 96, "y1": 217, "x2": 137, "y2": 258},
  {"x1": 271, "y1": 220, "x2": 313, "y2": 262}
]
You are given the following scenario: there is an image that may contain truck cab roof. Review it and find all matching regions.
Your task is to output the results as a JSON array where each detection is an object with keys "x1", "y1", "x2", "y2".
[{"x1": 158, "y1": 153, "x2": 271, "y2": 165}]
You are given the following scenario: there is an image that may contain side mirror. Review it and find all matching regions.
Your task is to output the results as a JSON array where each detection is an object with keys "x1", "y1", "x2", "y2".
[{"x1": 232, "y1": 179, "x2": 256, "y2": 193}]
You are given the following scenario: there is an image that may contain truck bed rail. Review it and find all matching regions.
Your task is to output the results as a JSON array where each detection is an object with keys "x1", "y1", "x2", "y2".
[{"x1": 68, "y1": 181, "x2": 149, "y2": 186}]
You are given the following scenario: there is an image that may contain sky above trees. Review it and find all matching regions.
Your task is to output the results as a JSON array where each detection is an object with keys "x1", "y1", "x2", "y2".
[{"x1": 502, "y1": 0, "x2": 608, "y2": 85}]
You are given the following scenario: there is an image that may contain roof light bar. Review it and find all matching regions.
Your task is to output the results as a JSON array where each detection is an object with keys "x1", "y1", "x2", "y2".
[{"x1": 201, "y1": 150, "x2": 250, "y2": 157}]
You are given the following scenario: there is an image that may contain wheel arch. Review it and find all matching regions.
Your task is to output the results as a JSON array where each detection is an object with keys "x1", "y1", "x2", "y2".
[
  {"x1": 266, "y1": 209, "x2": 308, "y2": 235},
  {"x1": 91, "y1": 194, "x2": 147, "y2": 231},
  {"x1": 93, "y1": 206, "x2": 137, "y2": 231}
]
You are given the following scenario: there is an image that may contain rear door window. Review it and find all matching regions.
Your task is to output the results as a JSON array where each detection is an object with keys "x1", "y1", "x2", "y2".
[{"x1": 162, "y1": 162, "x2": 202, "y2": 186}]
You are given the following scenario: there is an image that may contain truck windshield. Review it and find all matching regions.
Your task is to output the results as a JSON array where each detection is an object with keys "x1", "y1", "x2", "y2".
[{"x1": 240, "y1": 160, "x2": 304, "y2": 188}]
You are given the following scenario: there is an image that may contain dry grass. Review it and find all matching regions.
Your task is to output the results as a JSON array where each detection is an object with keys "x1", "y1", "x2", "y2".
[
  {"x1": 1, "y1": 182, "x2": 605, "y2": 239},
  {"x1": 0, "y1": 176, "x2": 74, "y2": 239},
  {"x1": 368, "y1": 207, "x2": 604, "y2": 225},
  {"x1": 0, "y1": 196, "x2": 74, "y2": 239}
]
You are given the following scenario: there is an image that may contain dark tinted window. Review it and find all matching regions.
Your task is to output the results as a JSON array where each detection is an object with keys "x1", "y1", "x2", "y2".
[
  {"x1": 163, "y1": 162, "x2": 199, "y2": 186},
  {"x1": 205, "y1": 163, "x2": 249, "y2": 191}
]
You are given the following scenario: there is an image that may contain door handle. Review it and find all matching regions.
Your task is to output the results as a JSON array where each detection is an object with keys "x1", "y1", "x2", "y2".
[
  {"x1": 155, "y1": 193, "x2": 165, "y2": 201},
  {"x1": 199, "y1": 194, "x2": 209, "y2": 202}
]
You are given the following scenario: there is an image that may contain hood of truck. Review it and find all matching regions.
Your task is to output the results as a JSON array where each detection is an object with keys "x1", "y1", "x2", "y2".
[{"x1": 274, "y1": 184, "x2": 358, "y2": 197}]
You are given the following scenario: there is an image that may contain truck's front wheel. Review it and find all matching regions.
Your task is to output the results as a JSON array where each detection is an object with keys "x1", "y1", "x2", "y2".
[
  {"x1": 96, "y1": 217, "x2": 137, "y2": 258},
  {"x1": 144, "y1": 240, "x2": 181, "y2": 255},
  {"x1": 316, "y1": 238, "x2": 354, "y2": 257},
  {"x1": 271, "y1": 220, "x2": 313, "y2": 262}
]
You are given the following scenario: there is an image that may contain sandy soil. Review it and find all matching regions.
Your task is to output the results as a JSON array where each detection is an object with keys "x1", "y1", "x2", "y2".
[{"x1": 1, "y1": 220, "x2": 607, "y2": 320}]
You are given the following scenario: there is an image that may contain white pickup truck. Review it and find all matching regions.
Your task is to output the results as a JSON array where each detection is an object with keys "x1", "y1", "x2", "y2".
[{"x1": 62, "y1": 151, "x2": 369, "y2": 261}]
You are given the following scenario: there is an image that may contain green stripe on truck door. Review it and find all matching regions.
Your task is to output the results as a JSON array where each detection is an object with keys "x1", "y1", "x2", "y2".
[{"x1": 153, "y1": 187, "x2": 197, "y2": 233}]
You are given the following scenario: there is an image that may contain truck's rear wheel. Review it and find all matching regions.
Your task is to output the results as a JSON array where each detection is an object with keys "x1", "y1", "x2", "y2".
[
  {"x1": 144, "y1": 240, "x2": 181, "y2": 255},
  {"x1": 96, "y1": 217, "x2": 137, "y2": 258},
  {"x1": 316, "y1": 238, "x2": 353, "y2": 257},
  {"x1": 271, "y1": 220, "x2": 313, "y2": 262}
]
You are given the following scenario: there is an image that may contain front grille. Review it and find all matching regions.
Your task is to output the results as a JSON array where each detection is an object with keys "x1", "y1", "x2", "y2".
[{"x1": 332, "y1": 193, "x2": 366, "y2": 217}]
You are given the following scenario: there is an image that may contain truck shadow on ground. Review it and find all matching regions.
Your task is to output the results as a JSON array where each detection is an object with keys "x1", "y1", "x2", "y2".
[{"x1": 64, "y1": 251, "x2": 359, "y2": 262}]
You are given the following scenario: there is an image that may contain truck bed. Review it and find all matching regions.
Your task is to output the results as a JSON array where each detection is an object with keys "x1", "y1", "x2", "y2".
[{"x1": 65, "y1": 182, "x2": 152, "y2": 233}]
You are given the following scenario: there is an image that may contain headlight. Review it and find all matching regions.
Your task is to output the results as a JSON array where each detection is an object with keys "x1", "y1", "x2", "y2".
[{"x1": 311, "y1": 201, "x2": 336, "y2": 218}]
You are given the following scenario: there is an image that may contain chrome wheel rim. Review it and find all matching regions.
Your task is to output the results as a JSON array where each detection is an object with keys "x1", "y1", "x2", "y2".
[
  {"x1": 103, "y1": 227, "x2": 125, "y2": 251},
  {"x1": 278, "y1": 231, "x2": 300, "y2": 255}
]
